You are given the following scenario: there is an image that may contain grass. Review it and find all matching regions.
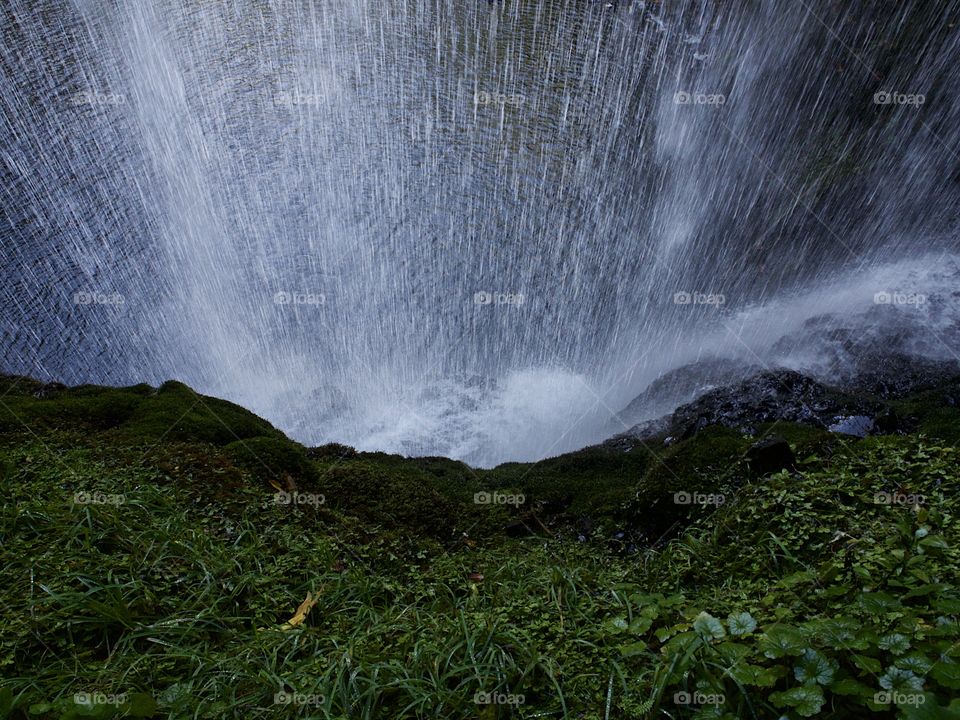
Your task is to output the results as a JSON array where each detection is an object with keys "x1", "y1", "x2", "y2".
[{"x1": 0, "y1": 376, "x2": 959, "y2": 718}]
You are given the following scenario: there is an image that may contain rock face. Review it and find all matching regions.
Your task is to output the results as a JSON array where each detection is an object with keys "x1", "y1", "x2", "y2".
[
  {"x1": 611, "y1": 369, "x2": 884, "y2": 446},
  {"x1": 610, "y1": 299, "x2": 960, "y2": 449},
  {"x1": 617, "y1": 357, "x2": 760, "y2": 427},
  {"x1": 839, "y1": 352, "x2": 960, "y2": 400},
  {"x1": 767, "y1": 309, "x2": 960, "y2": 401},
  {"x1": 604, "y1": 361, "x2": 960, "y2": 450},
  {"x1": 668, "y1": 369, "x2": 881, "y2": 438}
]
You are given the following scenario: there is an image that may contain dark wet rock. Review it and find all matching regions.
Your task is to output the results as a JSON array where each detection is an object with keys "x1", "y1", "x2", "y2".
[
  {"x1": 611, "y1": 369, "x2": 884, "y2": 445},
  {"x1": 873, "y1": 410, "x2": 902, "y2": 434},
  {"x1": 667, "y1": 369, "x2": 881, "y2": 438},
  {"x1": 746, "y1": 436, "x2": 795, "y2": 475},
  {"x1": 605, "y1": 414, "x2": 671, "y2": 450},
  {"x1": 843, "y1": 353, "x2": 960, "y2": 400},
  {"x1": 618, "y1": 357, "x2": 760, "y2": 426},
  {"x1": 769, "y1": 311, "x2": 960, "y2": 400},
  {"x1": 609, "y1": 309, "x2": 960, "y2": 450}
]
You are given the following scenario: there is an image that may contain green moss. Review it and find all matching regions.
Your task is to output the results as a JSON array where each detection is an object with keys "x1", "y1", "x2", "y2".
[
  {"x1": 224, "y1": 436, "x2": 317, "y2": 485},
  {"x1": 487, "y1": 445, "x2": 652, "y2": 517},
  {"x1": 111, "y1": 381, "x2": 278, "y2": 445},
  {"x1": 0, "y1": 378, "x2": 281, "y2": 448},
  {"x1": 754, "y1": 422, "x2": 827, "y2": 447},
  {"x1": 639, "y1": 426, "x2": 748, "y2": 493},
  {"x1": 914, "y1": 408, "x2": 960, "y2": 444},
  {"x1": 890, "y1": 378, "x2": 960, "y2": 443},
  {"x1": 0, "y1": 387, "x2": 142, "y2": 434},
  {"x1": 317, "y1": 461, "x2": 463, "y2": 539},
  {"x1": 627, "y1": 426, "x2": 749, "y2": 539}
]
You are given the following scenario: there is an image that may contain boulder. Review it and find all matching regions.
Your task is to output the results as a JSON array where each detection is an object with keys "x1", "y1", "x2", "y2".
[{"x1": 746, "y1": 436, "x2": 795, "y2": 476}]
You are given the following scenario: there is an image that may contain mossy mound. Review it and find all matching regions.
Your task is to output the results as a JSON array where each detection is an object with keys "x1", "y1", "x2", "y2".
[
  {"x1": 627, "y1": 426, "x2": 748, "y2": 539},
  {"x1": 487, "y1": 445, "x2": 652, "y2": 522},
  {"x1": 315, "y1": 460, "x2": 465, "y2": 540},
  {"x1": 224, "y1": 436, "x2": 317, "y2": 486},
  {"x1": 892, "y1": 377, "x2": 960, "y2": 444}
]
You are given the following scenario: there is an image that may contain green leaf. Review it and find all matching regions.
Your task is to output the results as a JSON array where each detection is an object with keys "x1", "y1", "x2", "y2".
[
  {"x1": 620, "y1": 641, "x2": 648, "y2": 658},
  {"x1": 934, "y1": 598, "x2": 960, "y2": 613},
  {"x1": 903, "y1": 584, "x2": 949, "y2": 599},
  {"x1": 859, "y1": 592, "x2": 901, "y2": 613},
  {"x1": 761, "y1": 624, "x2": 806, "y2": 659},
  {"x1": 896, "y1": 653, "x2": 934, "y2": 675},
  {"x1": 918, "y1": 536, "x2": 949, "y2": 551},
  {"x1": 879, "y1": 667, "x2": 924, "y2": 692},
  {"x1": 879, "y1": 633, "x2": 911, "y2": 655},
  {"x1": 728, "y1": 663, "x2": 782, "y2": 687},
  {"x1": 0, "y1": 688, "x2": 12, "y2": 719},
  {"x1": 853, "y1": 564, "x2": 873, "y2": 581},
  {"x1": 804, "y1": 617, "x2": 860, "y2": 645},
  {"x1": 931, "y1": 660, "x2": 960, "y2": 689},
  {"x1": 851, "y1": 653, "x2": 883, "y2": 674},
  {"x1": 629, "y1": 616, "x2": 655, "y2": 634},
  {"x1": 794, "y1": 648, "x2": 838, "y2": 686},
  {"x1": 727, "y1": 611, "x2": 757, "y2": 636},
  {"x1": 661, "y1": 631, "x2": 700, "y2": 657},
  {"x1": 655, "y1": 623, "x2": 688, "y2": 642},
  {"x1": 899, "y1": 694, "x2": 960, "y2": 720},
  {"x1": 779, "y1": 570, "x2": 817, "y2": 588},
  {"x1": 828, "y1": 678, "x2": 874, "y2": 697},
  {"x1": 716, "y1": 642, "x2": 751, "y2": 663},
  {"x1": 770, "y1": 685, "x2": 825, "y2": 717},
  {"x1": 693, "y1": 612, "x2": 725, "y2": 640},
  {"x1": 605, "y1": 616, "x2": 629, "y2": 634},
  {"x1": 125, "y1": 693, "x2": 157, "y2": 718}
]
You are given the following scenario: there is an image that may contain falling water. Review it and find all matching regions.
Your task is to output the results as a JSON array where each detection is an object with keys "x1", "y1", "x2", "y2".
[{"x1": 2, "y1": 0, "x2": 959, "y2": 465}]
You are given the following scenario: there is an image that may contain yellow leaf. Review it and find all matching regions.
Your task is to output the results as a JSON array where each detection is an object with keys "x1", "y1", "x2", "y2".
[
  {"x1": 279, "y1": 591, "x2": 318, "y2": 631},
  {"x1": 256, "y1": 590, "x2": 321, "y2": 632}
]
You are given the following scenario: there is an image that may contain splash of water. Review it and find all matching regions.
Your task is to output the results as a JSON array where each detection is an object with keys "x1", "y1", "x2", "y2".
[{"x1": 2, "y1": 0, "x2": 958, "y2": 465}]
